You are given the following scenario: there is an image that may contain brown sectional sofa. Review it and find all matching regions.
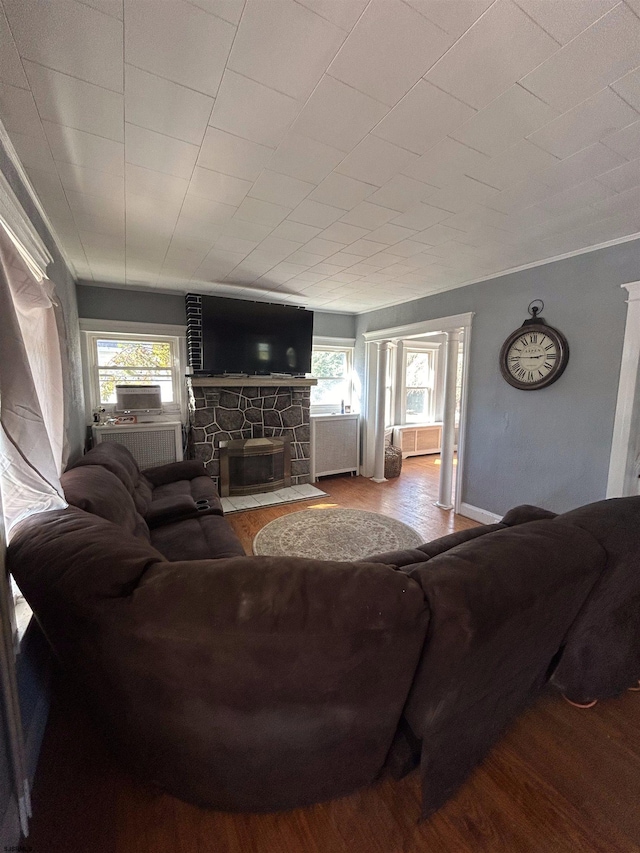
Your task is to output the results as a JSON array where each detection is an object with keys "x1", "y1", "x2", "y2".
[{"x1": 7, "y1": 443, "x2": 640, "y2": 817}]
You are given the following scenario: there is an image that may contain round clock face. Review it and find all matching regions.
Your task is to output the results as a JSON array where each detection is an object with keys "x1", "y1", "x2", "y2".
[{"x1": 499, "y1": 323, "x2": 569, "y2": 390}]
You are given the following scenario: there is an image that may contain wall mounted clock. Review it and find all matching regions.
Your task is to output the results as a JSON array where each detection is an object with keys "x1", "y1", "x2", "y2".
[{"x1": 499, "y1": 301, "x2": 569, "y2": 390}]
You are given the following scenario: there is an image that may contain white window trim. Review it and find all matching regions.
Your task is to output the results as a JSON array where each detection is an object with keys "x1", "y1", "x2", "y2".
[
  {"x1": 79, "y1": 319, "x2": 187, "y2": 423},
  {"x1": 310, "y1": 337, "x2": 356, "y2": 415},
  {"x1": 400, "y1": 341, "x2": 441, "y2": 425}
]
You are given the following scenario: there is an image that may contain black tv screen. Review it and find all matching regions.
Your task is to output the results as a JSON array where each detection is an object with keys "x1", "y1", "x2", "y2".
[{"x1": 200, "y1": 296, "x2": 313, "y2": 376}]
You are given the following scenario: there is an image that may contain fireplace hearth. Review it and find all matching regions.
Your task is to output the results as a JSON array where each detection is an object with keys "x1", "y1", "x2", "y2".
[{"x1": 219, "y1": 437, "x2": 291, "y2": 497}]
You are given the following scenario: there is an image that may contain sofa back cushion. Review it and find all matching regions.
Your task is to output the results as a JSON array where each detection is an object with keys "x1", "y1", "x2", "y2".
[
  {"x1": 61, "y1": 466, "x2": 149, "y2": 541},
  {"x1": 68, "y1": 442, "x2": 140, "y2": 494}
]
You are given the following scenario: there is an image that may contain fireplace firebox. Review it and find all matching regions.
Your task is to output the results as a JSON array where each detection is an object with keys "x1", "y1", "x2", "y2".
[{"x1": 219, "y1": 438, "x2": 291, "y2": 497}]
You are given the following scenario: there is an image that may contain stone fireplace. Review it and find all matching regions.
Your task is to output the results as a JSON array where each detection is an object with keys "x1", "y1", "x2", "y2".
[{"x1": 187, "y1": 378, "x2": 316, "y2": 491}]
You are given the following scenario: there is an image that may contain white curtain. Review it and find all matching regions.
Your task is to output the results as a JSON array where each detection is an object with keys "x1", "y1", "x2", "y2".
[{"x1": 0, "y1": 228, "x2": 67, "y2": 535}]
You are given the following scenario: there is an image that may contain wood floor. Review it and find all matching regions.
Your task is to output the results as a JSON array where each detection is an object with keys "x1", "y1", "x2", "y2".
[{"x1": 26, "y1": 457, "x2": 640, "y2": 853}]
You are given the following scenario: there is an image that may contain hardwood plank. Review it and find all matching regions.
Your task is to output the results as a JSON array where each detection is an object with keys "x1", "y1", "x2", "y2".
[{"x1": 25, "y1": 458, "x2": 640, "y2": 852}]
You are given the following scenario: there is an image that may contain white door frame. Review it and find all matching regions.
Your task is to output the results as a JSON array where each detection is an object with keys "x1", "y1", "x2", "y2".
[
  {"x1": 607, "y1": 281, "x2": 640, "y2": 497},
  {"x1": 362, "y1": 312, "x2": 474, "y2": 513}
]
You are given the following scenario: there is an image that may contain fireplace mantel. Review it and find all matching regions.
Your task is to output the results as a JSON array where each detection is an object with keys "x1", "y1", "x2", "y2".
[{"x1": 189, "y1": 376, "x2": 317, "y2": 388}]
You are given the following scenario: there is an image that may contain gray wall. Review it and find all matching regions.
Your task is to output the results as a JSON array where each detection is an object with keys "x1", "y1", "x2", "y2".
[
  {"x1": 76, "y1": 281, "x2": 356, "y2": 338},
  {"x1": 356, "y1": 239, "x2": 639, "y2": 516}
]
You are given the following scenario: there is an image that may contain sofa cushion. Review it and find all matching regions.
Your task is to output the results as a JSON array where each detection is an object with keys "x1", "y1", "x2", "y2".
[
  {"x1": 501, "y1": 504, "x2": 557, "y2": 526},
  {"x1": 143, "y1": 460, "x2": 208, "y2": 486},
  {"x1": 72, "y1": 555, "x2": 429, "y2": 811},
  {"x1": 60, "y1": 466, "x2": 150, "y2": 541},
  {"x1": 362, "y1": 523, "x2": 506, "y2": 567},
  {"x1": 150, "y1": 514, "x2": 245, "y2": 560},
  {"x1": 68, "y1": 442, "x2": 140, "y2": 494},
  {"x1": 150, "y1": 476, "x2": 223, "y2": 516}
]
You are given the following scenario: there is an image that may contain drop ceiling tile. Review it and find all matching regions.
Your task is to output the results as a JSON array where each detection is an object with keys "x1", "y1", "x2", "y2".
[
  {"x1": 210, "y1": 71, "x2": 300, "y2": 148},
  {"x1": 383, "y1": 239, "x2": 430, "y2": 258},
  {"x1": 295, "y1": 0, "x2": 369, "y2": 31},
  {"x1": 425, "y1": 0, "x2": 558, "y2": 110},
  {"x1": 255, "y1": 235, "x2": 303, "y2": 258},
  {"x1": 303, "y1": 237, "x2": 347, "y2": 257},
  {"x1": 124, "y1": 66, "x2": 213, "y2": 146},
  {"x1": 528, "y1": 89, "x2": 638, "y2": 160},
  {"x1": 25, "y1": 166, "x2": 74, "y2": 222},
  {"x1": 596, "y1": 157, "x2": 640, "y2": 193},
  {"x1": 58, "y1": 163, "x2": 124, "y2": 200},
  {"x1": 484, "y1": 175, "x2": 560, "y2": 213},
  {"x1": 81, "y1": 0, "x2": 123, "y2": 18},
  {"x1": 373, "y1": 80, "x2": 476, "y2": 155},
  {"x1": 189, "y1": 167, "x2": 252, "y2": 206},
  {"x1": 179, "y1": 193, "x2": 237, "y2": 227},
  {"x1": 270, "y1": 220, "x2": 322, "y2": 243},
  {"x1": 339, "y1": 201, "x2": 396, "y2": 229},
  {"x1": 403, "y1": 137, "x2": 491, "y2": 187},
  {"x1": 0, "y1": 82, "x2": 44, "y2": 138},
  {"x1": 403, "y1": 0, "x2": 494, "y2": 39},
  {"x1": 542, "y1": 145, "x2": 627, "y2": 196},
  {"x1": 290, "y1": 75, "x2": 389, "y2": 153},
  {"x1": 4, "y1": 0, "x2": 123, "y2": 91},
  {"x1": 43, "y1": 121, "x2": 124, "y2": 176},
  {"x1": 345, "y1": 239, "x2": 388, "y2": 257},
  {"x1": 288, "y1": 199, "x2": 345, "y2": 227},
  {"x1": 424, "y1": 176, "x2": 500, "y2": 213},
  {"x1": 286, "y1": 250, "x2": 327, "y2": 266},
  {"x1": 262, "y1": 261, "x2": 309, "y2": 283},
  {"x1": 537, "y1": 179, "x2": 616, "y2": 214},
  {"x1": 521, "y1": 4, "x2": 640, "y2": 113},
  {"x1": 188, "y1": 0, "x2": 245, "y2": 25},
  {"x1": 411, "y1": 223, "x2": 466, "y2": 245},
  {"x1": 326, "y1": 251, "x2": 367, "y2": 267},
  {"x1": 228, "y1": 0, "x2": 345, "y2": 101},
  {"x1": 336, "y1": 135, "x2": 417, "y2": 186},
  {"x1": 124, "y1": 162, "x2": 189, "y2": 201},
  {"x1": 236, "y1": 196, "x2": 291, "y2": 227},
  {"x1": 0, "y1": 3, "x2": 28, "y2": 88},
  {"x1": 365, "y1": 223, "x2": 417, "y2": 244},
  {"x1": 248, "y1": 170, "x2": 315, "y2": 208},
  {"x1": 24, "y1": 61, "x2": 124, "y2": 141},
  {"x1": 514, "y1": 0, "x2": 617, "y2": 44},
  {"x1": 195, "y1": 249, "x2": 246, "y2": 280},
  {"x1": 466, "y1": 138, "x2": 558, "y2": 190},
  {"x1": 391, "y1": 202, "x2": 450, "y2": 230},
  {"x1": 9, "y1": 131, "x2": 57, "y2": 173},
  {"x1": 366, "y1": 175, "x2": 435, "y2": 212},
  {"x1": 602, "y1": 119, "x2": 640, "y2": 160},
  {"x1": 198, "y1": 127, "x2": 273, "y2": 181},
  {"x1": 311, "y1": 261, "x2": 349, "y2": 275},
  {"x1": 125, "y1": 123, "x2": 199, "y2": 179},
  {"x1": 328, "y1": 0, "x2": 452, "y2": 106},
  {"x1": 308, "y1": 173, "x2": 376, "y2": 210},
  {"x1": 451, "y1": 84, "x2": 558, "y2": 158},
  {"x1": 124, "y1": 0, "x2": 234, "y2": 96},
  {"x1": 219, "y1": 218, "x2": 272, "y2": 244},
  {"x1": 611, "y1": 66, "x2": 640, "y2": 113},
  {"x1": 319, "y1": 222, "x2": 370, "y2": 244},
  {"x1": 443, "y1": 204, "x2": 510, "y2": 231},
  {"x1": 125, "y1": 193, "x2": 182, "y2": 236},
  {"x1": 66, "y1": 187, "x2": 124, "y2": 221},
  {"x1": 267, "y1": 132, "x2": 345, "y2": 184},
  {"x1": 626, "y1": 0, "x2": 640, "y2": 17}
]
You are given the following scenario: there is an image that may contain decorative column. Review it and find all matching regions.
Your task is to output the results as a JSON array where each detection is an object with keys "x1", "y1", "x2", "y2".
[
  {"x1": 607, "y1": 281, "x2": 640, "y2": 497},
  {"x1": 372, "y1": 341, "x2": 391, "y2": 483},
  {"x1": 436, "y1": 329, "x2": 461, "y2": 509}
]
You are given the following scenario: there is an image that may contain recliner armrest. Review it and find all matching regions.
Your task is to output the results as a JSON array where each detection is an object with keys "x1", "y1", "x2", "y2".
[{"x1": 143, "y1": 460, "x2": 208, "y2": 486}]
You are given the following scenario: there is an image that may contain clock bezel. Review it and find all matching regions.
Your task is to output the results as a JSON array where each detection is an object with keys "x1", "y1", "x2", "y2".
[{"x1": 499, "y1": 322, "x2": 569, "y2": 390}]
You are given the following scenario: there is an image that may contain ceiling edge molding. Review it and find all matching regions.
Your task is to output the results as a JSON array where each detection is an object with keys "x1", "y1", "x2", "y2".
[
  {"x1": 356, "y1": 231, "x2": 640, "y2": 316},
  {"x1": 0, "y1": 116, "x2": 78, "y2": 282}
]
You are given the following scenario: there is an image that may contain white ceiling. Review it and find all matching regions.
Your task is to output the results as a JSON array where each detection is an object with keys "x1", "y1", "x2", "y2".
[{"x1": 1, "y1": 0, "x2": 640, "y2": 313}]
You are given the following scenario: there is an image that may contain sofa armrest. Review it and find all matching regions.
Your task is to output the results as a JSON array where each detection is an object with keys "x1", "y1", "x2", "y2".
[
  {"x1": 145, "y1": 495, "x2": 200, "y2": 528},
  {"x1": 143, "y1": 460, "x2": 209, "y2": 486},
  {"x1": 401, "y1": 519, "x2": 605, "y2": 817}
]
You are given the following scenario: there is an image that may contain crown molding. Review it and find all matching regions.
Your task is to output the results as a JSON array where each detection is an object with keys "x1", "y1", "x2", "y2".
[{"x1": 0, "y1": 117, "x2": 77, "y2": 281}]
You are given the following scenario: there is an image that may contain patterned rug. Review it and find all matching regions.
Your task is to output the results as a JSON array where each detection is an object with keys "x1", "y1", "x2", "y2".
[{"x1": 253, "y1": 507, "x2": 423, "y2": 561}]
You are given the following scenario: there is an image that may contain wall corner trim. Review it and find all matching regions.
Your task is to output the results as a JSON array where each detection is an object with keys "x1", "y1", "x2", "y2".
[{"x1": 458, "y1": 502, "x2": 502, "y2": 525}]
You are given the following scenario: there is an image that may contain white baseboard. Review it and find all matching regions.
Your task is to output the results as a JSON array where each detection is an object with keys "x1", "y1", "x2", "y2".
[{"x1": 458, "y1": 502, "x2": 502, "y2": 525}]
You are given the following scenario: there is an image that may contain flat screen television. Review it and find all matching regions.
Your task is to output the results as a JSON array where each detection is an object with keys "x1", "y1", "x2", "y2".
[{"x1": 198, "y1": 296, "x2": 314, "y2": 376}]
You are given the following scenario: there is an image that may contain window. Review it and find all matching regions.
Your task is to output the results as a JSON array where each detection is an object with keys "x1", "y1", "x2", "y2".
[
  {"x1": 404, "y1": 348, "x2": 437, "y2": 423},
  {"x1": 310, "y1": 345, "x2": 353, "y2": 413},
  {"x1": 82, "y1": 325, "x2": 186, "y2": 416}
]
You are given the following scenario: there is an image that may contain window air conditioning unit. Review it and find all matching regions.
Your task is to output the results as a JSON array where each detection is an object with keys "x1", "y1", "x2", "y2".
[{"x1": 116, "y1": 384, "x2": 162, "y2": 414}]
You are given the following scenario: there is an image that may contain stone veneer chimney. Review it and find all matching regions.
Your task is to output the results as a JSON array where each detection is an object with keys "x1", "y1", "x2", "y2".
[{"x1": 188, "y1": 382, "x2": 311, "y2": 491}]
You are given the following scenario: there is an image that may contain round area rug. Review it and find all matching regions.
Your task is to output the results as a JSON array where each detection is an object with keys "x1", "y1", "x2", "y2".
[{"x1": 253, "y1": 508, "x2": 423, "y2": 562}]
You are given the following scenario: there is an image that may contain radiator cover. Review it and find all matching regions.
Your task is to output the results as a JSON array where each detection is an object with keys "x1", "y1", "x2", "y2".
[{"x1": 92, "y1": 422, "x2": 183, "y2": 468}]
